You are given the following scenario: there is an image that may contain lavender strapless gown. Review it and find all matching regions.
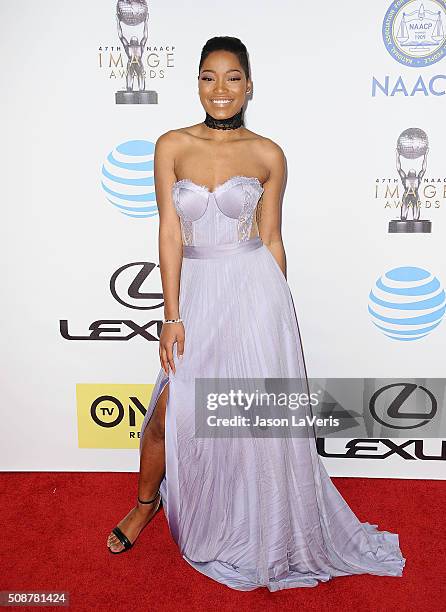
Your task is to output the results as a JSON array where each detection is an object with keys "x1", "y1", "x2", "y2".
[{"x1": 139, "y1": 176, "x2": 406, "y2": 591}]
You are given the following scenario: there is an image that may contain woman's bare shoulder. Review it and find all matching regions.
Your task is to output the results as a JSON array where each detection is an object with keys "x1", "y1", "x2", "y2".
[
  {"x1": 155, "y1": 129, "x2": 181, "y2": 148},
  {"x1": 156, "y1": 125, "x2": 202, "y2": 146},
  {"x1": 245, "y1": 133, "x2": 285, "y2": 180},
  {"x1": 247, "y1": 131, "x2": 285, "y2": 159}
]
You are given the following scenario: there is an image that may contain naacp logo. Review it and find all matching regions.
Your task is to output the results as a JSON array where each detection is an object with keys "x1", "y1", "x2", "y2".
[{"x1": 382, "y1": 0, "x2": 446, "y2": 67}]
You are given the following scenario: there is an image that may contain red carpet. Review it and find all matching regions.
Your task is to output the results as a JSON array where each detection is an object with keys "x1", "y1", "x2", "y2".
[{"x1": 1, "y1": 473, "x2": 445, "y2": 611}]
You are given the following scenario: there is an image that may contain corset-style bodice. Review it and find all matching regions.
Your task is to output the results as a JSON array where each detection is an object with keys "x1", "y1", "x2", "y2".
[{"x1": 172, "y1": 175, "x2": 264, "y2": 246}]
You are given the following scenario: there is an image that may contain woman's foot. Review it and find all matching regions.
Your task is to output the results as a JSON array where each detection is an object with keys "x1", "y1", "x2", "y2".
[{"x1": 107, "y1": 492, "x2": 161, "y2": 553}]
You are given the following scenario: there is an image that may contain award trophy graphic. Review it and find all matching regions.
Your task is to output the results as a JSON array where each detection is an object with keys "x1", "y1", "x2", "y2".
[
  {"x1": 115, "y1": 0, "x2": 158, "y2": 105},
  {"x1": 388, "y1": 128, "x2": 431, "y2": 233}
]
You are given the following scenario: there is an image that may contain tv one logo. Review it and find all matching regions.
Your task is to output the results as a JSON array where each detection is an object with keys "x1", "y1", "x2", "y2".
[{"x1": 76, "y1": 384, "x2": 152, "y2": 448}]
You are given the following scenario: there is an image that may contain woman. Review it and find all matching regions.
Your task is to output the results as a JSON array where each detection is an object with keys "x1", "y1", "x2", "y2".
[{"x1": 107, "y1": 36, "x2": 406, "y2": 592}]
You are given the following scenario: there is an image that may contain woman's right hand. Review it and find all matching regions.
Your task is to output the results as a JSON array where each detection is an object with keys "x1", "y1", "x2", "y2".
[{"x1": 159, "y1": 322, "x2": 185, "y2": 375}]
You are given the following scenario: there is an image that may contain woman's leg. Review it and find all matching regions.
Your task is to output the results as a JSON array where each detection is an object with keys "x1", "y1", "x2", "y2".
[
  {"x1": 107, "y1": 382, "x2": 169, "y2": 552},
  {"x1": 138, "y1": 380, "x2": 169, "y2": 498}
]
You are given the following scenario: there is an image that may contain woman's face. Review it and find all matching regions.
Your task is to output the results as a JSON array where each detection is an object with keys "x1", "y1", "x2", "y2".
[{"x1": 198, "y1": 50, "x2": 250, "y2": 120}]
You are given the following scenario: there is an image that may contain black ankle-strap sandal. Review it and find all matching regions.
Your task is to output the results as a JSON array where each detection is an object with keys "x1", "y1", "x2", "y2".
[
  {"x1": 109, "y1": 490, "x2": 161, "y2": 555},
  {"x1": 137, "y1": 491, "x2": 161, "y2": 505}
]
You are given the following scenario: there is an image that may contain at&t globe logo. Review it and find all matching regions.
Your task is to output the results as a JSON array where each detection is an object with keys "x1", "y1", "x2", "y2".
[
  {"x1": 101, "y1": 140, "x2": 158, "y2": 218},
  {"x1": 368, "y1": 266, "x2": 445, "y2": 340}
]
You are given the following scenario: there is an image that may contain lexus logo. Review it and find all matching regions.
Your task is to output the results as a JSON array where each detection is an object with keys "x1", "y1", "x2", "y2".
[
  {"x1": 369, "y1": 383, "x2": 437, "y2": 430},
  {"x1": 60, "y1": 260, "x2": 164, "y2": 342},
  {"x1": 110, "y1": 261, "x2": 163, "y2": 310}
]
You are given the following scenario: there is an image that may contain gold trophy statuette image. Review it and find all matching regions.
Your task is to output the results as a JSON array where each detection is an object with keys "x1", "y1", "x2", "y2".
[
  {"x1": 115, "y1": 0, "x2": 158, "y2": 104},
  {"x1": 389, "y1": 128, "x2": 431, "y2": 233}
]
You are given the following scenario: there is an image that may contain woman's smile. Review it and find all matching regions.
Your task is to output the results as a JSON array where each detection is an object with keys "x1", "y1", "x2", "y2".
[{"x1": 210, "y1": 98, "x2": 234, "y2": 105}]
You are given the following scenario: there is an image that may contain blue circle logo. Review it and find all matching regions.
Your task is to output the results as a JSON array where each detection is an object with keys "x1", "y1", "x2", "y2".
[
  {"x1": 368, "y1": 266, "x2": 446, "y2": 341},
  {"x1": 382, "y1": 0, "x2": 446, "y2": 67},
  {"x1": 101, "y1": 140, "x2": 157, "y2": 218}
]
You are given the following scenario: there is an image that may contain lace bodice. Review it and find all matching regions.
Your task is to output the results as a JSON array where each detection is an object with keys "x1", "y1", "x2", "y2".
[{"x1": 172, "y1": 175, "x2": 264, "y2": 246}]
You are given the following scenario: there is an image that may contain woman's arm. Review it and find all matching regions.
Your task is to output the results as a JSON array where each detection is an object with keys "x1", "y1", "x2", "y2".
[
  {"x1": 154, "y1": 131, "x2": 185, "y2": 374},
  {"x1": 257, "y1": 140, "x2": 287, "y2": 279}
]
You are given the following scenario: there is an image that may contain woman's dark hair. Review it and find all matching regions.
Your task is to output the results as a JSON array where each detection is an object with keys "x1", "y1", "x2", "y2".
[{"x1": 199, "y1": 36, "x2": 250, "y2": 80}]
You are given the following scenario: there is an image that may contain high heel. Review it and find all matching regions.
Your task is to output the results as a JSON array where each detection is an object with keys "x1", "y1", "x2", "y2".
[{"x1": 108, "y1": 490, "x2": 162, "y2": 554}]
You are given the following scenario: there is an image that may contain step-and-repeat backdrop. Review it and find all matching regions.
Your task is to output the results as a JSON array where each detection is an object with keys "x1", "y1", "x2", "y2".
[{"x1": 2, "y1": 1, "x2": 446, "y2": 478}]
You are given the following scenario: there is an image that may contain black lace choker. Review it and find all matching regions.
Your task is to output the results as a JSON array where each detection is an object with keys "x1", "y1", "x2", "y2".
[{"x1": 204, "y1": 108, "x2": 244, "y2": 130}]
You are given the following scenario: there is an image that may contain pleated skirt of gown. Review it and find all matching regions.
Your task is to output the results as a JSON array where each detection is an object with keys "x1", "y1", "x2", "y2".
[{"x1": 139, "y1": 239, "x2": 406, "y2": 592}]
